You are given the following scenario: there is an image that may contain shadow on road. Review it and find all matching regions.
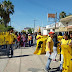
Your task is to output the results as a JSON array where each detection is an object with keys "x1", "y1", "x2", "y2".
[
  {"x1": 49, "y1": 67, "x2": 60, "y2": 72},
  {"x1": 0, "y1": 54, "x2": 32, "y2": 59},
  {"x1": 28, "y1": 67, "x2": 60, "y2": 72},
  {"x1": 13, "y1": 54, "x2": 30, "y2": 58}
]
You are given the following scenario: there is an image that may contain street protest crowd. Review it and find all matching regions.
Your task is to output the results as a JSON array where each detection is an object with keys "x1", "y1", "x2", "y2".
[
  {"x1": 34, "y1": 31, "x2": 72, "y2": 72},
  {"x1": 0, "y1": 28, "x2": 72, "y2": 72},
  {"x1": 0, "y1": 28, "x2": 35, "y2": 57}
]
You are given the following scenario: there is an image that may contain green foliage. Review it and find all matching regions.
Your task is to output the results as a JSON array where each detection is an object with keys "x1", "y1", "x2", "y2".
[
  {"x1": 28, "y1": 28, "x2": 32, "y2": 34},
  {"x1": 21, "y1": 30, "x2": 26, "y2": 33},
  {"x1": 7, "y1": 26, "x2": 14, "y2": 31},
  {"x1": 0, "y1": 23, "x2": 7, "y2": 32},
  {"x1": 31, "y1": 28, "x2": 34, "y2": 33},
  {"x1": 0, "y1": 23, "x2": 14, "y2": 32},
  {"x1": 59, "y1": 11, "x2": 66, "y2": 19},
  {"x1": 0, "y1": 0, "x2": 14, "y2": 27}
]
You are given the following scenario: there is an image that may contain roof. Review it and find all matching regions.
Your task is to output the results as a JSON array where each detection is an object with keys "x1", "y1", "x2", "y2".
[
  {"x1": 60, "y1": 15, "x2": 72, "y2": 22},
  {"x1": 46, "y1": 27, "x2": 59, "y2": 30},
  {"x1": 24, "y1": 27, "x2": 31, "y2": 29}
]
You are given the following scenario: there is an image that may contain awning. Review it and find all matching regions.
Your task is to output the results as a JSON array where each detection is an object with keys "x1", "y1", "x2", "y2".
[
  {"x1": 60, "y1": 15, "x2": 72, "y2": 22},
  {"x1": 55, "y1": 29, "x2": 60, "y2": 32},
  {"x1": 68, "y1": 28, "x2": 72, "y2": 31},
  {"x1": 59, "y1": 27, "x2": 68, "y2": 32},
  {"x1": 55, "y1": 27, "x2": 72, "y2": 32}
]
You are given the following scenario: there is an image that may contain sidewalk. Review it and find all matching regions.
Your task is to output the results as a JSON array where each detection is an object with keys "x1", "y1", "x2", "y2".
[{"x1": 0, "y1": 46, "x2": 60, "y2": 72}]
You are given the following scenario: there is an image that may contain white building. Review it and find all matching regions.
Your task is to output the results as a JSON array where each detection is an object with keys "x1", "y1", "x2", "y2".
[
  {"x1": 45, "y1": 22, "x2": 64, "y2": 33},
  {"x1": 24, "y1": 27, "x2": 31, "y2": 33},
  {"x1": 45, "y1": 15, "x2": 72, "y2": 34}
]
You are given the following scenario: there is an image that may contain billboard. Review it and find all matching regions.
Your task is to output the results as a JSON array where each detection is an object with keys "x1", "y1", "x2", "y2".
[{"x1": 48, "y1": 14, "x2": 56, "y2": 18}]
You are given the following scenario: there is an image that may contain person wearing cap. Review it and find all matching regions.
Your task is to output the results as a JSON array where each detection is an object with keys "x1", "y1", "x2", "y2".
[
  {"x1": 28, "y1": 34, "x2": 32, "y2": 47},
  {"x1": 45, "y1": 32, "x2": 54, "y2": 71}
]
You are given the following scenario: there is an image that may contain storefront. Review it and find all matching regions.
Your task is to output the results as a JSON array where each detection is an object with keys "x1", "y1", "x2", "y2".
[
  {"x1": 55, "y1": 15, "x2": 72, "y2": 34},
  {"x1": 55, "y1": 26, "x2": 72, "y2": 34}
]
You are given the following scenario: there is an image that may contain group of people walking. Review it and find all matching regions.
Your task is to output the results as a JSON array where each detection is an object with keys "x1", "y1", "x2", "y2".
[
  {"x1": 6, "y1": 28, "x2": 35, "y2": 58},
  {"x1": 35, "y1": 31, "x2": 72, "y2": 72},
  {"x1": 15, "y1": 32, "x2": 34, "y2": 48}
]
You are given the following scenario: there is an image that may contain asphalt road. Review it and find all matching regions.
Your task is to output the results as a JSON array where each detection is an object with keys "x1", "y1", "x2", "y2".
[{"x1": 0, "y1": 46, "x2": 60, "y2": 72}]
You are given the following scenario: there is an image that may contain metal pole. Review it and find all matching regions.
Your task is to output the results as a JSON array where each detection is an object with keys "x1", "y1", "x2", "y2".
[
  {"x1": 34, "y1": 19, "x2": 36, "y2": 33},
  {"x1": 34, "y1": 20, "x2": 35, "y2": 29},
  {"x1": 47, "y1": 13, "x2": 48, "y2": 25},
  {"x1": 55, "y1": 12, "x2": 57, "y2": 29}
]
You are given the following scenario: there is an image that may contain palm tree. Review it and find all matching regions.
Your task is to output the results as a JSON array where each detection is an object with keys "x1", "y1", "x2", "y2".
[
  {"x1": 59, "y1": 11, "x2": 66, "y2": 19},
  {"x1": 0, "y1": 4, "x2": 3, "y2": 18},
  {"x1": 0, "y1": 0, "x2": 14, "y2": 27}
]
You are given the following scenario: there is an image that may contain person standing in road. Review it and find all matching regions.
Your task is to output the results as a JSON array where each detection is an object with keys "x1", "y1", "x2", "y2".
[
  {"x1": 7, "y1": 28, "x2": 17, "y2": 58},
  {"x1": 45, "y1": 32, "x2": 54, "y2": 71},
  {"x1": 59, "y1": 33, "x2": 71, "y2": 71},
  {"x1": 31, "y1": 33, "x2": 33, "y2": 46},
  {"x1": 28, "y1": 34, "x2": 32, "y2": 47},
  {"x1": 70, "y1": 33, "x2": 72, "y2": 40},
  {"x1": 14, "y1": 32, "x2": 18, "y2": 49},
  {"x1": 53, "y1": 34, "x2": 58, "y2": 61},
  {"x1": 21, "y1": 33, "x2": 26, "y2": 47},
  {"x1": 17, "y1": 32, "x2": 21, "y2": 48}
]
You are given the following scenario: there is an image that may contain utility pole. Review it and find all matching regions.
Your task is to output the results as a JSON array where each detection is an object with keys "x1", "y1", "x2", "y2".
[
  {"x1": 33, "y1": 19, "x2": 36, "y2": 33},
  {"x1": 34, "y1": 19, "x2": 36, "y2": 29},
  {"x1": 55, "y1": 12, "x2": 57, "y2": 29}
]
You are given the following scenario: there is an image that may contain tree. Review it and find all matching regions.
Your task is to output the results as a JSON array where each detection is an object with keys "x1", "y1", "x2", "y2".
[
  {"x1": 21, "y1": 30, "x2": 26, "y2": 33},
  {"x1": 59, "y1": 11, "x2": 66, "y2": 19},
  {"x1": 0, "y1": 0, "x2": 14, "y2": 27},
  {"x1": 7, "y1": 26, "x2": 14, "y2": 31},
  {"x1": 28, "y1": 28, "x2": 32, "y2": 34},
  {"x1": 0, "y1": 19, "x2": 3, "y2": 24},
  {"x1": 0, "y1": 23, "x2": 14, "y2": 32}
]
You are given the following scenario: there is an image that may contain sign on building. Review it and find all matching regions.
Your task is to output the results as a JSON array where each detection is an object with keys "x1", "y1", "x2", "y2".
[{"x1": 48, "y1": 14, "x2": 56, "y2": 18}]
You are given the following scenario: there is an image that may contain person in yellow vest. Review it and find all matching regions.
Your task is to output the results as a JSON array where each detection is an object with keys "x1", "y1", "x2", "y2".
[
  {"x1": 7, "y1": 28, "x2": 17, "y2": 58},
  {"x1": 36, "y1": 32, "x2": 42, "y2": 40},
  {"x1": 28, "y1": 34, "x2": 32, "y2": 47},
  {"x1": 33, "y1": 32, "x2": 43, "y2": 54},
  {"x1": 45, "y1": 32, "x2": 54, "y2": 71},
  {"x1": 59, "y1": 33, "x2": 71, "y2": 71}
]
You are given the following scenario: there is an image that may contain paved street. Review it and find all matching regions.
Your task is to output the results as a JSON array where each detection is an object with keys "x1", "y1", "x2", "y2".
[{"x1": 0, "y1": 46, "x2": 60, "y2": 72}]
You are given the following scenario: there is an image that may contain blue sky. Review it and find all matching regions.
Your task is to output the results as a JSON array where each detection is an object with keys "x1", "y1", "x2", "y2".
[{"x1": 0, "y1": 0, "x2": 72, "y2": 31}]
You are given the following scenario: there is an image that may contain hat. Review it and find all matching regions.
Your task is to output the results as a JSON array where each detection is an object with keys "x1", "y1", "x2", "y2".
[
  {"x1": 49, "y1": 32, "x2": 55, "y2": 35},
  {"x1": 28, "y1": 34, "x2": 30, "y2": 36}
]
